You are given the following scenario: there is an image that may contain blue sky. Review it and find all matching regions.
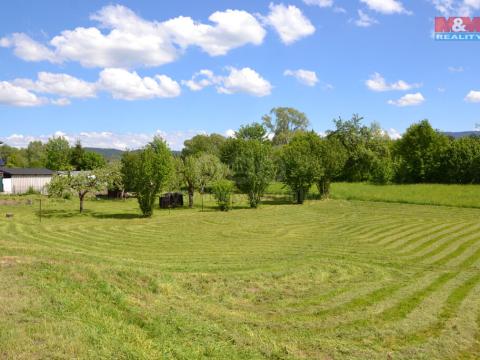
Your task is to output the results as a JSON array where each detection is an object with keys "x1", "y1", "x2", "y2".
[{"x1": 0, "y1": 0, "x2": 479, "y2": 149}]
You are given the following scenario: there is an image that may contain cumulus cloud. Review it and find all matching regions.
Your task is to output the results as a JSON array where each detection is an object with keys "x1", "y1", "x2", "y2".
[
  {"x1": 388, "y1": 92, "x2": 425, "y2": 107},
  {"x1": 183, "y1": 67, "x2": 272, "y2": 97},
  {"x1": 303, "y1": 0, "x2": 334, "y2": 7},
  {"x1": 181, "y1": 70, "x2": 221, "y2": 91},
  {"x1": 0, "y1": 130, "x2": 208, "y2": 151},
  {"x1": 386, "y1": 128, "x2": 402, "y2": 139},
  {"x1": 366, "y1": 73, "x2": 421, "y2": 92},
  {"x1": 284, "y1": 69, "x2": 318, "y2": 86},
  {"x1": 163, "y1": 9, "x2": 266, "y2": 56},
  {"x1": 97, "y1": 68, "x2": 181, "y2": 100},
  {"x1": 430, "y1": 0, "x2": 475, "y2": 16},
  {"x1": 14, "y1": 72, "x2": 97, "y2": 98},
  {"x1": 465, "y1": 90, "x2": 480, "y2": 103},
  {"x1": 0, "y1": 81, "x2": 45, "y2": 107},
  {"x1": 354, "y1": 10, "x2": 379, "y2": 27},
  {"x1": 0, "y1": 33, "x2": 58, "y2": 63},
  {"x1": 360, "y1": 0, "x2": 410, "y2": 14},
  {"x1": 266, "y1": 3, "x2": 315, "y2": 45},
  {"x1": 2, "y1": 5, "x2": 267, "y2": 68}
]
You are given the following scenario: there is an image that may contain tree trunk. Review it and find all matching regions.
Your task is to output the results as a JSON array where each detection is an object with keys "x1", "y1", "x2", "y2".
[
  {"x1": 79, "y1": 192, "x2": 85, "y2": 213},
  {"x1": 188, "y1": 188, "x2": 194, "y2": 208},
  {"x1": 297, "y1": 188, "x2": 304, "y2": 204}
]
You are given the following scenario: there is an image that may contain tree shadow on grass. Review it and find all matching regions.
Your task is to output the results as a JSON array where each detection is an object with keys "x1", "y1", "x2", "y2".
[
  {"x1": 91, "y1": 212, "x2": 144, "y2": 220},
  {"x1": 36, "y1": 209, "x2": 92, "y2": 219}
]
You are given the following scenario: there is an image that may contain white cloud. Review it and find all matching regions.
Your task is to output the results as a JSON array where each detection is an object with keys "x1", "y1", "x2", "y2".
[
  {"x1": 225, "y1": 129, "x2": 236, "y2": 138},
  {"x1": 98, "y1": 68, "x2": 181, "y2": 100},
  {"x1": 284, "y1": 69, "x2": 318, "y2": 86},
  {"x1": 266, "y1": 3, "x2": 315, "y2": 45},
  {"x1": 360, "y1": 0, "x2": 410, "y2": 14},
  {"x1": 14, "y1": 72, "x2": 96, "y2": 98},
  {"x1": 354, "y1": 10, "x2": 379, "y2": 27},
  {"x1": 51, "y1": 98, "x2": 71, "y2": 106},
  {"x1": 0, "y1": 130, "x2": 208, "y2": 151},
  {"x1": 0, "y1": 33, "x2": 58, "y2": 63},
  {"x1": 465, "y1": 90, "x2": 480, "y2": 103},
  {"x1": 0, "y1": 81, "x2": 45, "y2": 107},
  {"x1": 465, "y1": 0, "x2": 480, "y2": 9},
  {"x1": 2, "y1": 5, "x2": 267, "y2": 68},
  {"x1": 218, "y1": 67, "x2": 272, "y2": 97},
  {"x1": 388, "y1": 92, "x2": 425, "y2": 107},
  {"x1": 448, "y1": 66, "x2": 464, "y2": 73},
  {"x1": 181, "y1": 70, "x2": 220, "y2": 91},
  {"x1": 431, "y1": 0, "x2": 474, "y2": 15},
  {"x1": 183, "y1": 67, "x2": 272, "y2": 97},
  {"x1": 163, "y1": 10, "x2": 266, "y2": 56},
  {"x1": 366, "y1": 73, "x2": 421, "y2": 92},
  {"x1": 386, "y1": 128, "x2": 402, "y2": 139},
  {"x1": 303, "y1": 0, "x2": 334, "y2": 7}
]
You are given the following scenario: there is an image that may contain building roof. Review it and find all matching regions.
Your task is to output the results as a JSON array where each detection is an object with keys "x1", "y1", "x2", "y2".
[{"x1": 0, "y1": 167, "x2": 55, "y2": 176}]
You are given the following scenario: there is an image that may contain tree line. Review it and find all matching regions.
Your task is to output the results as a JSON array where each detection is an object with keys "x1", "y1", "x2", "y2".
[{"x1": 4, "y1": 107, "x2": 480, "y2": 216}]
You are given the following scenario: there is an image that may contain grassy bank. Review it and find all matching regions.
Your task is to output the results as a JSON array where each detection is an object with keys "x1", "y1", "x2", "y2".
[{"x1": 331, "y1": 182, "x2": 480, "y2": 208}]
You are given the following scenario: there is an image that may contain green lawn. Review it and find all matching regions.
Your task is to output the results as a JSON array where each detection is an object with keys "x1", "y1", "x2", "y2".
[
  {"x1": 331, "y1": 182, "x2": 480, "y2": 209},
  {"x1": 1, "y1": 189, "x2": 480, "y2": 359}
]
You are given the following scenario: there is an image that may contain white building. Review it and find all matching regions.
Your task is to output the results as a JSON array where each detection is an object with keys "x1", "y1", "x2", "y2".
[{"x1": 0, "y1": 168, "x2": 55, "y2": 195}]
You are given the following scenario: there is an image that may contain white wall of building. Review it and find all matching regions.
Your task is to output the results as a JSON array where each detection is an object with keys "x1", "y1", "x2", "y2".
[
  {"x1": 2, "y1": 178, "x2": 12, "y2": 194},
  {"x1": 1, "y1": 176, "x2": 51, "y2": 195}
]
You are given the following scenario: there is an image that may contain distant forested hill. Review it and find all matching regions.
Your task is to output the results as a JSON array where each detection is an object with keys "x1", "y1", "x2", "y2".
[
  {"x1": 85, "y1": 147, "x2": 181, "y2": 161},
  {"x1": 85, "y1": 147, "x2": 124, "y2": 161},
  {"x1": 443, "y1": 131, "x2": 480, "y2": 138}
]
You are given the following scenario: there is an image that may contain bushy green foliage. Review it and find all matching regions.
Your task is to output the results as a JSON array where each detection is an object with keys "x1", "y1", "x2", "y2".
[
  {"x1": 122, "y1": 137, "x2": 173, "y2": 217},
  {"x1": 280, "y1": 132, "x2": 322, "y2": 204},
  {"x1": 45, "y1": 137, "x2": 72, "y2": 171},
  {"x1": 182, "y1": 134, "x2": 226, "y2": 158},
  {"x1": 314, "y1": 137, "x2": 348, "y2": 197},
  {"x1": 211, "y1": 179, "x2": 234, "y2": 211},
  {"x1": 47, "y1": 171, "x2": 108, "y2": 213},
  {"x1": 232, "y1": 139, "x2": 275, "y2": 208}
]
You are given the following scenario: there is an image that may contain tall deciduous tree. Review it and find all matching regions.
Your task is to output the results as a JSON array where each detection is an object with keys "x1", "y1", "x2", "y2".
[
  {"x1": 394, "y1": 120, "x2": 449, "y2": 183},
  {"x1": 262, "y1": 107, "x2": 310, "y2": 145},
  {"x1": 26, "y1": 141, "x2": 46, "y2": 168},
  {"x1": 281, "y1": 132, "x2": 322, "y2": 204},
  {"x1": 122, "y1": 137, "x2": 173, "y2": 217},
  {"x1": 46, "y1": 137, "x2": 71, "y2": 171},
  {"x1": 232, "y1": 139, "x2": 275, "y2": 208},
  {"x1": 182, "y1": 134, "x2": 226, "y2": 158},
  {"x1": 314, "y1": 137, "x2": 347, "y2": 197}
]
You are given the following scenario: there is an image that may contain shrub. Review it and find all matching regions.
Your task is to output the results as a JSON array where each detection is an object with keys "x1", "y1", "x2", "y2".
[
  {"x1": 25, "y1": 186, "x2": 40, "y2": 195},
  {"x1": 212, "y1": 180, "x2": 234, "y2": 211}
]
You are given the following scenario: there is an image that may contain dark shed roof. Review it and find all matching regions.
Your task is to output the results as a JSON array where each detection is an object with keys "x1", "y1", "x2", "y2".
[{"x1": 0, "y1": 168, "x2": 55, "y2": 176}]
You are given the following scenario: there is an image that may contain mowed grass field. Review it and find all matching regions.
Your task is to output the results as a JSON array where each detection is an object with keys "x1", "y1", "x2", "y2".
[{"x1": 1, "y1": 186, "x2": 480, "y2": 359}]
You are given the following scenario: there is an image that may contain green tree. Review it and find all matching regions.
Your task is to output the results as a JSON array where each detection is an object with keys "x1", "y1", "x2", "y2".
[
  {"x1": 81, "y1": 151, "x2": 106, "y2": 170},
  {"x1": 182, "y1": 134, "x2": 226, "y2": 158},
  {"x1": 70, "y1": 141, "x2": 86, "y2": 170},
  {"x1": 262, "y1": 107, "x2": 310, "y2": 145},
  {"x1": 281, "y1": 132, "x2": 322, "y2": 204},
  {"x1": 178, "y1": 155, "x2": 201, "y2": 208},
  {"x1": 26, "y1": 141, "x2": 46, "y2": 168},
  {"x1": 103, "y1": 161, "x2": 126, "y2": 198},
  {"x1": 211, "y1": 179, "x2": 235, "y2": 211},
  {"x1": 123, "y1": 138, "x2": 173, "y2": 217},
  {"x1": 394, "y1": 120, "x2": 449, "y2": 183},
  {"x1": 314, "y1": 137, "x2": 348, "y2": 197},
  {"x1": 46, "y1": 137, "x2": 71, "y2": 171},
  {"x1": 47, "y1": 170, "x2": 107, "y2": 213},
  {"x1": 232, "y1": 139, "x2": 275, "y2": 208},
  {"x1": 235, "y1": 123, "x2": 268, "y2": 142}
]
